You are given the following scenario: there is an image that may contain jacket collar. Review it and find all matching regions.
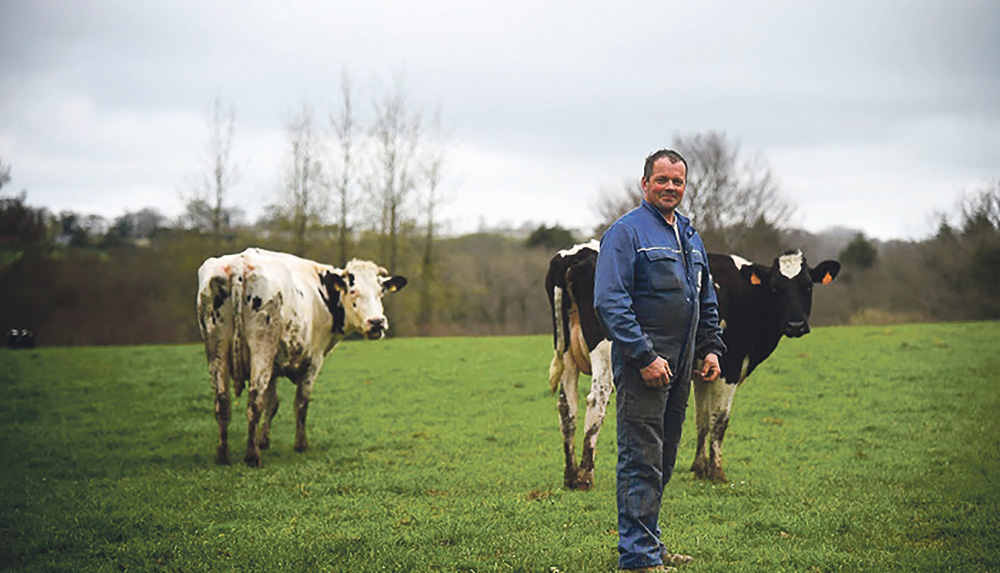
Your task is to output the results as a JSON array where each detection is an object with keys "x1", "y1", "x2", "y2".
[{"x1": 640, "y1": 199, "x2": 690, "y2": 229}]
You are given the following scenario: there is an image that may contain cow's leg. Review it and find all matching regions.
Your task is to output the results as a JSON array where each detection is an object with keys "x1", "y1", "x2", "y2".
[
  {"x1": 208, "y1": 352, "x2": 232, "y2": 465},
  {"x1": 576, "y1": 340, "x2": 613, "y2": 491},
  {"x1": 707, "y1": 383, "x2": 738, "y2": 483},
  {"x1": 293, "y1": 369, "x2": 319, "y2": 453},
  {"x1": 691, "y1": 377, "x2": 738, "y2": 482},
  {"x1": 243, "y1": 302, "x2": 281, "y2": 468},
  {"x1": 200, "y1": 286, "x2": 235, "y2": 465},
  {"x1": 556, "y1": 351, "x2": 581, "y2": 489},
  {"x1": 243, "y1": 365, "x2": 273, "y2": 467},
  {"x1": 257, "y1": 376, "x2": 280, "y2": 450},
  {"x1": 691, "y1": 378, "x2": 712, "y2": 479}
]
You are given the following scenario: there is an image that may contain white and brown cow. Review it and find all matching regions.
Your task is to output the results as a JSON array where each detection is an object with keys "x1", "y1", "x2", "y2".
[
  {"x1": 546, "y1": 243, "x2": 839, "y2": 486},
  {"x1": 197, "y1": 248, "x2": 406, "y2": 467}
]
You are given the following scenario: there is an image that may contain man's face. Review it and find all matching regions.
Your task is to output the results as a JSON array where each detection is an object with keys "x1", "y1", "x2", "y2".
[{"x1": 642, "y1": 158, "x2": 686, "y2": 218}]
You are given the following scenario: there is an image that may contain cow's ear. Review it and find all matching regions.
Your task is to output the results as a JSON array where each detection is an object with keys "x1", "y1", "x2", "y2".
[
  {"x1": 810, "y1": 260, "x2": 841, "y2": 285},
  {"x1": 382, "y1": 275, "x2": 408, "y2": 293},
  {"x1": 740, "y1": 264, "x2": 769, "y2": 287},
  {"x1": 324, "y1": 271, "x2": 349, "y2": 293}
]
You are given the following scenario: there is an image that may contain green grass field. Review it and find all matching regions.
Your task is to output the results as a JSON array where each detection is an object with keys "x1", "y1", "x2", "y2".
[{"x1": 1, "y1": 322, "x2": 998, "y2": 572}]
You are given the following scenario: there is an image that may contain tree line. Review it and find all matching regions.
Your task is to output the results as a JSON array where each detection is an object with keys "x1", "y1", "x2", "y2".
[{"x1": 1, "y1": 125, "x2": 998, "y2": 347}]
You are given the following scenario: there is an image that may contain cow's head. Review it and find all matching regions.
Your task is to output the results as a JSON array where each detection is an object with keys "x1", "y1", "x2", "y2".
[
  {"x1": 323, "y1": 260, "x2": 407, "y2": 340},
  {"x1": 739, "y1": 250, "x2": 840, "y2": 338}
]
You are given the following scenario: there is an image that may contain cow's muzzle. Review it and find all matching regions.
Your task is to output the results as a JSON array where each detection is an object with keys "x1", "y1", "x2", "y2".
[
  {"x1": 365, "y1": 318, "x2": 387, "y2": 340},
  {"x1": 783, "y1": 320, "x2": 810, "y2": 338}
]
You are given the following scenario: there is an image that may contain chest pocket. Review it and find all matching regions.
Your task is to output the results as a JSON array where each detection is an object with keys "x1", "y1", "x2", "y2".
[
  {"x1": 690, "y1": 249, "x2": 705, "y2": 286},
  {"x1": 642, "y1": 248, "x2": 682, "y2": 291}
]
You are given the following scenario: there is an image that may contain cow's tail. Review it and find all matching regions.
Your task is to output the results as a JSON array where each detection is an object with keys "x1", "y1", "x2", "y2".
[
  {"x1": 229, "y1": 266, "x2": 249, "y2": 397},
  {"x1": 548, "y1": 286, "x2": 566, "y2": 393}
]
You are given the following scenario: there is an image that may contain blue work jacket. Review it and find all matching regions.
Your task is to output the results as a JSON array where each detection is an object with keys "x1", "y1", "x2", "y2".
[{"x1": 594, "y1": 200, "x2": 725, "y2": 374}]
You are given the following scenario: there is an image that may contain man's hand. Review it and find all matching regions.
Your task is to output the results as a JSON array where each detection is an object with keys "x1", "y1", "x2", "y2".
[
  {"x1": 640, "y1": 356, "x2": 672, "y2": 388},
  {"x1": 696, "y1": 353, "x2": 721, "y2": 382}
]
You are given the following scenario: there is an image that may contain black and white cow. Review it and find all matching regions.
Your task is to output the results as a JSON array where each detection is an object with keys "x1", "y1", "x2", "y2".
[
  {"x1": 690, "y1": 251, "x2": 840, "y2": 482},
  {"x1": 197, "y1": 248, "x2": 407, "y2": 467},
  {"x1": 545, "y1": 240, "x2": 611, "y2": 490},
  {"x1": 6, "y1": 329, "x2": 35, "y2": 349},
  {"x1": 546, "y1": 243, "x2": 839, "y2": 487}
]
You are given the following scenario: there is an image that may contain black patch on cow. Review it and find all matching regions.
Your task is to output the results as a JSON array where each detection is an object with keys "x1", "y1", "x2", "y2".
[
  {"x1": 277, "y1": 356, "x2": 313, "y2": 382},
  {"x1": 252, "y1": 296, "x2": 263, "y2": 311},
  {"x1": 209, "y1": 276, "x2": 229, "y2": 311},
  {"x1": 709, "y1": 253, "x2": 782, "y2": 384},
  {"x1": 319, "y1": 271, "x2": 346, "y2": 334},
  {"x1": 546, "y1": 245, "x2": 602, "y2": 352},
  {"x1": 567, "y1": 260, "x2": 604, "y2": 352},
  {"x1": 709, "y1": 251, "x2": 839, "y2": 385}
]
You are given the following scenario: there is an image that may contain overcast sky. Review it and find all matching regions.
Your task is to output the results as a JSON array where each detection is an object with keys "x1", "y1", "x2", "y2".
[{"x1": 1, "y1": 0, "x2": 998, "y2": 241}]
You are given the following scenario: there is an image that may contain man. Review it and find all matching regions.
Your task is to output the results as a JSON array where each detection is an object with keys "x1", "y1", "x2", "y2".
[{"x1": 594, "y1": 149, "x2": 725, "y2": 572}]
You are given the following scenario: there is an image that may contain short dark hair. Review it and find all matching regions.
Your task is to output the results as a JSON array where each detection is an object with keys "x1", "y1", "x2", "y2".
[{"x1": 643, "y1": 149, "x2": 687, "y2": 181}]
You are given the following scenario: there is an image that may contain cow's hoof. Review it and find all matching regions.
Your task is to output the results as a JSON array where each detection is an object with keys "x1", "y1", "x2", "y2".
[
  {"x1": 294, "y1": 442, "x2": 308, "y2": 453},
  {"x1": 243, "y1": 454, "x2": 262, "y2": 468},
  {"x1": 575, "y1": 470, "x2": 594, "y2": 491},
  {"x1": 564, "y1": 468, "x2": 579, "y2": 489},
  {"x1": 695, "y1": 465, "x2": 727, "y2": 483},
  {"x1": 690, "y1": 460, "x2": 708, "y2": 480},
  {"x1": 710, "y1": 469, "x2": 728, "y2": 483},
  {"x1": 258, "y1": 436, "x2": 270, "y2": 450},
  {"x1": 216, "y1": 452, "x2": 230, "y2": 465}
]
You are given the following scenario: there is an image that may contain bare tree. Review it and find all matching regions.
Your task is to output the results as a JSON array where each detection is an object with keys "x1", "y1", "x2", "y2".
[
  {"x1": 955, "y1": 178, "x2": 1000, "y2": 231},
  {"x1": 0, "y1": 157, "x2": 10, "y2": 193},
  {"x1": 268, "y1": 103, "x2": 327, "y2": 257},
  {"x1": 674, "y1": 131, "x2": 794, "y2": 250},
  {"x1": 592, "y1": 177, "x2": 642, "y2": 236},
  {"x1": 182, "y1": 97, "x2": 241, "y2": 236},
  {"x1": 925, "y1": 179, "x2": 1000, "y2": 319},
  {"x1": 417, "y1": 109, "x2": 447, "y2": 328},
  {"x1": 329, "y1": 71, "x2": 361, "y2": 267},
  {"x1": 368, "y1": 76, "x2": 422, "y2": 271}
]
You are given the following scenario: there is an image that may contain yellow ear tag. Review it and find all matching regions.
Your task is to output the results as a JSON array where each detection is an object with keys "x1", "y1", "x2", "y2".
[
  {"x1": 750, "y1": 273, "x2": 762, "y2": 286},
  {"x1": 822, "y1": 272, "x2": 833, "y2": 285}
]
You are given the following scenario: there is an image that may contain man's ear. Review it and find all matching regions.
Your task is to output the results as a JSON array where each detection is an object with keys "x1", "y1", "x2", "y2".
[
  {"x1": 810, "y1": 261, "x2": 841, "y2": 285},
  {"x1": 740, "y1": 264, "x2": 769, "y2": 287},
  {"x1": 382, "y1": 275, "x2": 408, "y2": 293}
]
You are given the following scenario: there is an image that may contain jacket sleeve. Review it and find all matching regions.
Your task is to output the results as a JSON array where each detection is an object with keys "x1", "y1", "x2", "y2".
[
  {"x1": 694, "y1": 244, "x2": 726, "y2": 360},
  {"x1": 593, "y1": 223, "x2": 659, "y2": 368}
]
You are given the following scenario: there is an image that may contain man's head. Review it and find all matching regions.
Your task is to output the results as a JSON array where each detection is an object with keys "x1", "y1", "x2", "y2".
[{"x1": 641, "y1": 149, "x2": 687, "y2": 221}]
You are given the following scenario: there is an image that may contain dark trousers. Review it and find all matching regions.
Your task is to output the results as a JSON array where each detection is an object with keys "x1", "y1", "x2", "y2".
[{"x1": 614, "y1": 352, "x2": 691, "y2": 570}]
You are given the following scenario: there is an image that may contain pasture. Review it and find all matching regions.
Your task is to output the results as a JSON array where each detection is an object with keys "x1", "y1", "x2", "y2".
[{"x1": 1, "y1": 322, "x2": 998, "y2": 572}]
